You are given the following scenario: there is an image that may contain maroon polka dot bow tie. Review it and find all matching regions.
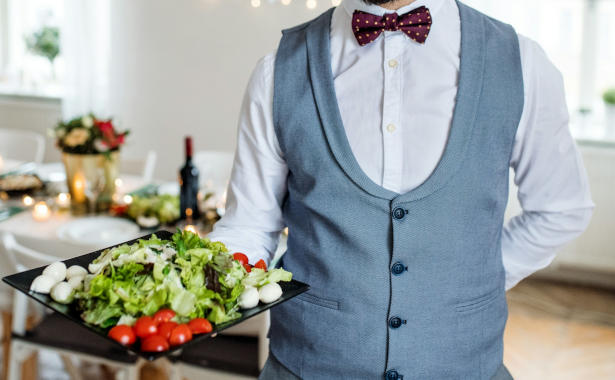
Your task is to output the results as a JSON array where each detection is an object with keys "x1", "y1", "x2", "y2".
[{"x1": 352, "y1": 6, "x2": 432, "y2": 46}]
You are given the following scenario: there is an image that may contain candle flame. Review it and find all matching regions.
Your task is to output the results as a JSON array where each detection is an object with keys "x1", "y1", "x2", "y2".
[
  {"x1": 184, "y1": 224, "x2": 198, "y2": 235},
  {"x1": 33, "y1": 201, "x2": 51, "y2": 221},
  {"x1": 22, "y1": 195, "x2": 34, "y2": 206}
]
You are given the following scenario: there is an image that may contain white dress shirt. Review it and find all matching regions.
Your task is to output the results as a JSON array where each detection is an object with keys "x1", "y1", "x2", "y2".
[{"x1": 209, "y1": 0, "x2": 595, "y2": 291}]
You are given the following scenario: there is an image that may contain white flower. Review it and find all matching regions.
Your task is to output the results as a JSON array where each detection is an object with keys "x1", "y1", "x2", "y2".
[
  {"x1": 81, "y1": 116, "x2": 94, "y2": 128},
  {"x1": 93, "y1": 138, "x2": 108, "y2": 152},
  {"x1": 63, "y1": 128, "x2": 90, "y2": 147}
]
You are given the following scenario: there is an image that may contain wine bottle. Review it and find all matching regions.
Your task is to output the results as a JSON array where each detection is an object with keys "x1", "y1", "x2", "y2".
[{"x1": 179, "y1": 136, "x2": 200, "y2": 221}]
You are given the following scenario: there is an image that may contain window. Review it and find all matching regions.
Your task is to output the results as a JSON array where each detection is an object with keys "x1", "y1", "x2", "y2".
[
  {"x1": 464, "y1": 0, "x2": 615, "y2": 139},
  {"x1": 0, "y1": 0, "x2": 64, "y2": 97}
]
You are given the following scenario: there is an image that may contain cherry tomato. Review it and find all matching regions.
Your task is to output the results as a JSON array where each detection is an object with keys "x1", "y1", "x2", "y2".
[
  {"x1": 108, "y1": 325, "x2": 136, "y2": 346},
  {"x1": 254, "y1": 259, "x2": 267, "y2": 271},
  {"x1": 157, "y1": 321, "x2": 178, "y2": 340},
  {"x1": 153, "y1": 309, "x2": 176, "y2": 325},
  {"x1": 233, "y1": 252, "x2": 249, "y2": 266},
  {"x1": 169, "y1": 324, "x2": 193, "y2": 346},
  {"x1": 243, "y1": 263, "x2": 252, "y2": 273},
  {"x1": 188, "y1": 318, "x2": 213, "y2": 335},
  {"x1": 134, "y1": 316, "x2": 158, "y2": 339},
  {"x1": 141, "y1": 335, "x2": 169, "y2": 352}
]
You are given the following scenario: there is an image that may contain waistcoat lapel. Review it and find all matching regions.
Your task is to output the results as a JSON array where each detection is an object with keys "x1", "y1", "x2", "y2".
[{"x1": 305, "y1": 2, "x2": 486, "y2": 203}]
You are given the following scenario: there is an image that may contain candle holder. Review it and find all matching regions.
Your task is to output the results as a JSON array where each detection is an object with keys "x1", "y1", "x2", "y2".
[
  {"x1": 32, "y1": 201, "x2": 51, "y2": 221},
  {"x1": 62, "y1": 152, "x2": 119, "y2": 215}
]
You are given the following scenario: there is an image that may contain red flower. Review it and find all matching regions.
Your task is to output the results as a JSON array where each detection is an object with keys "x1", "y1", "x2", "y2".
[{"x1": 94, "y1": 119, "x2": 125, "y2": 149}]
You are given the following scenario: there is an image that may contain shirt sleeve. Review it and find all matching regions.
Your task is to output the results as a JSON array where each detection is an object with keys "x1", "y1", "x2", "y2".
[
  {"x1": 207, "y1": 51, "x2": 288, "y2": 265},
  {"x1": 502, "y1": 35, "x2": 596, "y2": 291}
]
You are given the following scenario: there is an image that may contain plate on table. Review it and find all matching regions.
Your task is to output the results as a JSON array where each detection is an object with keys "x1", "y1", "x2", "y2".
[
  {"x1": 56, "y1": 216, "x2": 141, "y2": 248},
  {"x1": 2, "y1": 230, "x2": 309, "y2": 361}
]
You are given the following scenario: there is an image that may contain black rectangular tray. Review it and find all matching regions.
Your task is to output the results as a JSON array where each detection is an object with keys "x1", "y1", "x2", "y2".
[{"x1": 2, "y1": 230, "x2": 308, "y2": 361}]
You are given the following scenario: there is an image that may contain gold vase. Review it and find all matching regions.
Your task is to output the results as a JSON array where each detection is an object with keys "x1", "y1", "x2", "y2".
[{"x1": 62, "y1": 152, "x2": 119, "y2": 215}]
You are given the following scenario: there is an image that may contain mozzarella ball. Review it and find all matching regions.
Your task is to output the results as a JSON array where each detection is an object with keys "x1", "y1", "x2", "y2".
[
  {"x1": 66, "y1": 265, "x2": 87, "y2": 280},
  {"x1": 50, "y1": 282, "x2": 74, "y2": 304},
  {"x1": 238, "y1": 286, "x2": 260, "y2": 309},
  {"x1": 42, "y1": 261, "x2": 67, "y2": 283},
  {"x1": 30, "y1": 275, "x2": 56, "y2": 294},
  {"x1": 67, "y1": 276, "x2": 84, "y2": 290},
  {"x1": 258, "y1": 283, "x2": 283, "y2": 304}
]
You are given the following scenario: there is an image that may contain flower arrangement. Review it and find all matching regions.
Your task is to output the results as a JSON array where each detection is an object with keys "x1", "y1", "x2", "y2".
[{"x1": 53, "y1": 114, "x2": 129, "y2": 155}]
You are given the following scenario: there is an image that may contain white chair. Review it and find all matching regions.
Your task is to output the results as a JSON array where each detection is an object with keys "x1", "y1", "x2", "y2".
[
  {"x1": 119, "y1": 150, "x2": 157, "y2": 184},
  {"x1": 0, "y1": 128, "x2": 45, "y2": 165},
  {"x1": 193, "y1": 150, "x2": 234, "y2": 197},
  {"x1": 0, "y1": 232, "x2": 145, "y2": 380}
]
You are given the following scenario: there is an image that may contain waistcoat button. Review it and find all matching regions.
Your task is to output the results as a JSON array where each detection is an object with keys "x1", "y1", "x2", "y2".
[
  {"x1": 391, "y1": 262, "x2": 406, "y2": 275},
  {"x1": 389, "y1": 316, "x2": 403, "y2": 329},
  {"x1": 385, "y1": 369, "x2": 399, "y2": 380},
  {"x1": 392, "y1": 207, "x2": 406, "y2": 220}
]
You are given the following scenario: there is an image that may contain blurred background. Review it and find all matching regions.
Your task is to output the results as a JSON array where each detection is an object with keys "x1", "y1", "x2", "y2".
[{"x1": 0, "y1": 0, "x2": 614, "y2": 379}]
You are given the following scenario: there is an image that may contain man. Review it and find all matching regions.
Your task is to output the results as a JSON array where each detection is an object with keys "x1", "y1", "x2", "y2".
[{"x1": 209, "y1": 0, "x2": 595, "y2": 378}]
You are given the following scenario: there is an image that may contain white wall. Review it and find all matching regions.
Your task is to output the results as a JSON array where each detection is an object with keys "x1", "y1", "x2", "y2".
[{"x1": 107, "y1": 0, "x2": 332, "y2": 180}]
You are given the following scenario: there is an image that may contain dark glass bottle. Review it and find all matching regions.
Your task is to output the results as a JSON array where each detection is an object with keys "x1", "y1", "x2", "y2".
[{"x1": 179, "y1": 136, "x2": 200, "y2": 221}]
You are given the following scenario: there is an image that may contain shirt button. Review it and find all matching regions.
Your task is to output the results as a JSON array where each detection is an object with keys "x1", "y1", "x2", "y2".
[
  {"x1": 392, "y1": 207, "x2": 407, "y2": 220},
  {"x1": 388, "y1": 59, "x2": 398, "y2": 68},
  {"x1": 385, "y1": 369, "x2": 400, "y2": 380},
  {"x1": 389, "y1": 316, "x2": 403, "y2": 329},
  {"x1": 386, "y1": 124, "x2": 396, "y2": 133},
  {"x1": 391, "y1": 262, "x2": 406, "y2": 275}
]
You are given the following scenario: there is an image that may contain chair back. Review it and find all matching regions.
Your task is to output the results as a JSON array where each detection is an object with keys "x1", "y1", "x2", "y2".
[
  {"x1": 0, "y1": 129, "x2": 45, "y2": 164},
  {"x1": 118, "y1": 150, "x2": 157, "y2": 183},
  {"x1": 0, "y1": 232, "x2": 61, "y2": 335},
  {"x1": 193, "y1": 150, "x2": 234, "y2": 197}
]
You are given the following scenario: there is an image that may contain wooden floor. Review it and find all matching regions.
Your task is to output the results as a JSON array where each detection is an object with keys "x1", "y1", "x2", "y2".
[{"x1": 504, "y1": 278, "x2": 615, "y2": 380}]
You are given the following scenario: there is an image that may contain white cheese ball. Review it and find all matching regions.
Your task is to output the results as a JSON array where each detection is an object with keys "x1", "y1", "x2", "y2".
[
  {"x1": 50, "y1": 282, "x2": 74, "y2": 304},
  {"x1": 258, "y1": 283, "x2": 283, "y2": 304},
  {"x1": 30, "y1": 275, "x2": 57, "y2": 294},
  {"x1": 67, "y1": 276, "x2": 84, "y2": 290},
  {"x1": 238, "y1": 286, "x2": 259, "y2": 309},
  {"x1": 66, "y1": 265, "x2": 87, "y2": 280},
  {"x1": 42, "y1": 261, "x2": 67, "y2": 283}
]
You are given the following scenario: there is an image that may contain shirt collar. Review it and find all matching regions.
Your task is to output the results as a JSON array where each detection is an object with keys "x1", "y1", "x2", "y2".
[{"x1": 342, "y1": 0, "x2": 445, "y2": 17}]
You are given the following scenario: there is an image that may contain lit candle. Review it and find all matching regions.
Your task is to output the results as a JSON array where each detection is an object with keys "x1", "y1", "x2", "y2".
[
  {"x1": 56, "y1": 193, "x2": 71, "y2": 208},
  {"x1": 122, "y1": 194, "x2": 133, "y2": 205},
  {"x1": 22, "y1": 195, "x2": 34, "y2": 207},
  {"x1": 72, "y1": 172, "x2": 86, "y2": 203},
  {"x1": 33, "y1": 201, "x2": 51, "y2": 221},
  {"x1": 184, "y1": 224, "x2": 199, "y2": 235}
]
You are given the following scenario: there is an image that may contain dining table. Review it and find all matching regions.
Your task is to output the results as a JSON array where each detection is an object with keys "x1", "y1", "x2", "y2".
[{"x1": 0, "y1": 162, "x2": 157, "y2": 275}]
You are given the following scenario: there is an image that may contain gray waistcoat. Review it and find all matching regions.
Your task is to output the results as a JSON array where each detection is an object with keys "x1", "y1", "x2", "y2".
[{"x1": 269, "y1": 2, "x2": 524, "y2": 379}]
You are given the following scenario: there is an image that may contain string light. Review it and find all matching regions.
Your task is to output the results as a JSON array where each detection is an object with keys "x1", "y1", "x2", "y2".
[
  {"x1": 281, "y1": 0, "x2": 291, "y2": 4},
  {"x1": 306, "y1": 0, "x2": 317, "y2": 9},
  {"x1": 251, "y1": 0, "x2": 261, "y2": 7},
  {"x1": 331, "y1": 0, "x2": 341, "y2": 5}
]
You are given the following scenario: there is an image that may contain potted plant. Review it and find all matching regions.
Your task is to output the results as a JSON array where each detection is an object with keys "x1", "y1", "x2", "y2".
[
  {"x1": 604, "y1": 88, "x2": 615, "y2": 137},
  {"x1": 52, "y1": 114, "x2": 129, "y2": 214},
  {"x1": 25, "y1": 26, "x2": 60, "y2": 79}
]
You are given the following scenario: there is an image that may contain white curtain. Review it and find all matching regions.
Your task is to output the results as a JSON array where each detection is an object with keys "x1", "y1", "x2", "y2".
[{"x1": 60, "y1": 0, "x2": 111, "y2": 119}]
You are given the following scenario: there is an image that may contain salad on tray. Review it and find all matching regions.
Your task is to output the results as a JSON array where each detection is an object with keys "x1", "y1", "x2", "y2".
[{"x1": 29, "y1": 230, "x2": 291, "y2": 352}]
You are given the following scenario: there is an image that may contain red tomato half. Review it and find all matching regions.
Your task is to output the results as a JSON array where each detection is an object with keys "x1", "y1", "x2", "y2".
[
  {"x1": 254, "y1": 259, "x2": 267, "y2": 271},
  {"x1": 188, "y1": 318, "x2": 213, "y2": 335},
  {"x1": 233, "y1": 252, "x2": 249, "y2": 266},
  {"x1": 108, "y1": 325, "x2": 136, "y2": 346},
  {"x1": 141, "y1": 335, "x2": 169, "y2": 352},
  {"x1": 134, "y1": 316, "x2": 158, "y2": 339},
  {"x1": 153, "y1": 309, "x2": 176, "y2": 325},
  {"x1": 243, "y1": 263, "x2": 252, "y2": 273},
  {"x1": 157, "y1": 321, "x2": 178, "y2": 340},
  {"x1": 169, "y1": 324, "x2": 193, "y2": 346}
]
